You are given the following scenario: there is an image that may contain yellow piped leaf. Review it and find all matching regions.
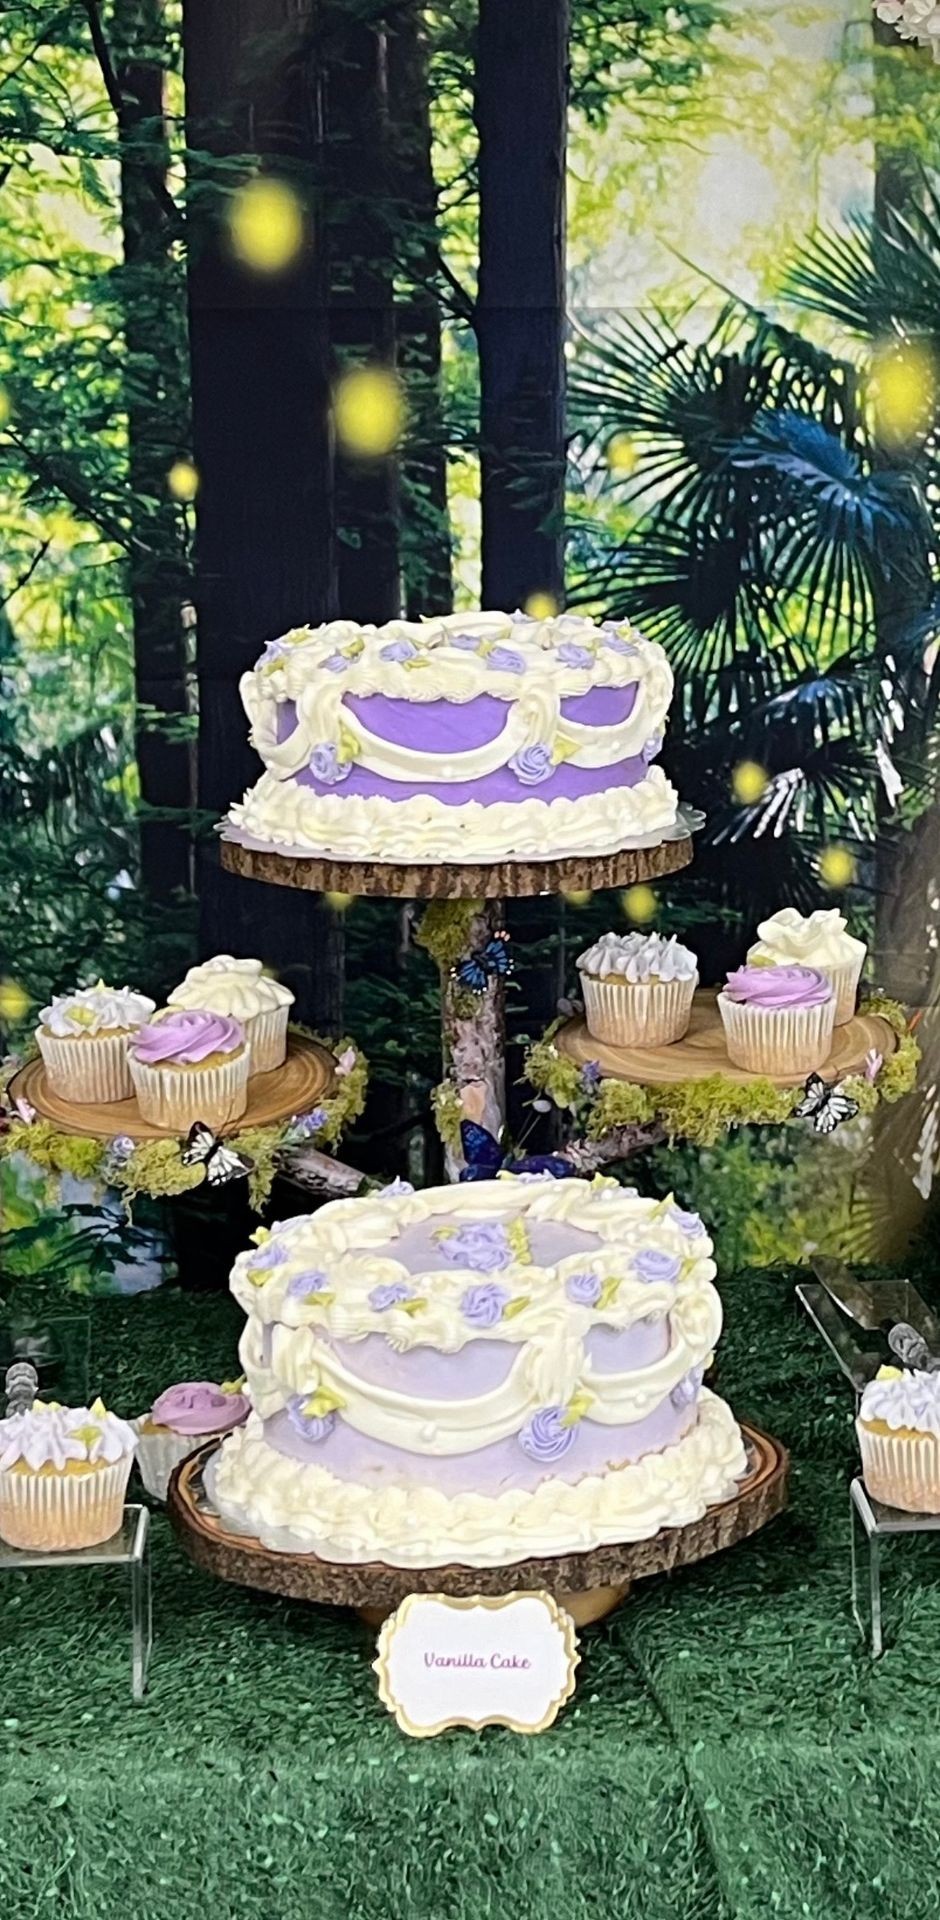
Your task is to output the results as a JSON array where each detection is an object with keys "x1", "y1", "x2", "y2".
[
  {"x1": 551, "y1": 733, "x2": 579, "y2": 767},
  {"x1": 502, "y1": 1295, "x2": 531, "y2": 1320},
  {"x1": 337, "y1": 724, "x2": 360, "y2": 767},
  {"x1": 560, "y1": 1388, "x2": 594, "y2": 1429},
  {"x1": 302, "y1": 1387, "x2": 346, "y2": 1419},
  {"x1": 399, "y1": 1296, "x2": 427, "y2": 1317},
  {"x1": 598, "y1": 1275, "x2": 621, "y2": 1309}
]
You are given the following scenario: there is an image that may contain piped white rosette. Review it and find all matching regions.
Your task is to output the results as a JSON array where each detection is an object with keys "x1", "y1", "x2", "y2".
[
  {"x1": 857, "y1": 1367, "x2": 940, "y2": 1514},
  {"x1": 36, "y1": 981, "x2": 156, "y2": 1104},
  {"x1": 747, "y1": 909, "x2": 866, "y2": 1026},
  {"x1": 0, "y1": 1399, "x2": 137, "y2": 1550},
  {"x1": 577, "y1": 931, "x2": 699, "y2": 1049},
  {"x1": 168, "y1": 955, "x2": 294, "y2": 1073}
]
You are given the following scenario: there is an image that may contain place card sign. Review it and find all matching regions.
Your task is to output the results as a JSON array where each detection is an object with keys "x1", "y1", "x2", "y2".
[{"x1": 373, "y1": 1590, "x2": 579, "y2": 1737}]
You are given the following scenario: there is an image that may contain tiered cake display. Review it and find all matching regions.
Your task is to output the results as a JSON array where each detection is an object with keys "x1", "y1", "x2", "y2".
[{"x1": 208, "y1": 1176, "x2": 747, "y2": 1570}]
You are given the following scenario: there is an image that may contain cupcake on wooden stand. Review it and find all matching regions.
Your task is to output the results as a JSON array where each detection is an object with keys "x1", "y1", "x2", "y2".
[
  {"x1": 577, "y1": 930, "x2": 699, "y2": 1048},
  {"x1": 718, "y1": 964, "x2": 836, "y2": 1076},
  {"x1": 167, "y1": 955, "x2": 293, "y2": 1073},
  {"x1": 36, "y1": 982, "x2": 155, "y2": 1104},
  {"x1": 747, "y1": 908, "x2": 866, "y2": 1026},
  {"x1": 128, "y1": 1009, "x2": 251, "y2": 1131}
]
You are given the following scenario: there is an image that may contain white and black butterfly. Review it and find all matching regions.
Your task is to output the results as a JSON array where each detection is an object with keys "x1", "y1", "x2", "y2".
[
  {"x1": 182, "y1": 1122, "x2": 253, "y2": 1187},
  {"x1": 793, "y1": 1073, "x2": 859, "y2": 1135}
]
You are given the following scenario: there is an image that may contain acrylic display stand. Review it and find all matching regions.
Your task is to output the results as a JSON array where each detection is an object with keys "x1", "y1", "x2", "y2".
[
  {"x1": 0, "y1": 1504, "x2": 152, "y2": 1701},
  {"x1": 849, "y1": 1478, "x2": 940, "y2": 1659}
]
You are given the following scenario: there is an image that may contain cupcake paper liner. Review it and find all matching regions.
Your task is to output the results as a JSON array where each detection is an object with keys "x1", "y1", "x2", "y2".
[
  {"x1": 245, "y1": 1004, "x2": 290, "y2": 1075},
  {"x1": 133, "y1": 1422, "x2": 215, "y2": 1502},
  {"x1": 0, "y1": 1453, "x2": 134, "y2": 1551},
  {"x1": 37, "y1": 1029, "x2": 136, "y2": 1105},
  {"x1": 717, "y1": 993, "x2": 835, "y2": 1077},
  {"x1": 857, "y1": 1420, "x2": 940, "y2": 1515},
  {"x1": 821, "y1": 952, "x2": 865, "y2": 1026},
  {"x1": 128, "y1": 1050, "x2": 250, "y2": 1131},
  {"x1": 580, "y1": 972, "x2": 697, "y2": 1049}
]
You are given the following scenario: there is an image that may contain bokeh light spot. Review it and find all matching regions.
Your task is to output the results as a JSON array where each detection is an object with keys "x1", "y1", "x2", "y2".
[
  {"x1": 0, "y1": 979, "x2": 30, "y2": 1022},
  {"x1": 819, "y1": 846, "x2": 856, "y2": 890},
  {"x1": 872, "y1": 340, "x2": 937, "y2": 447},
  {"x1": 562, "y1": 889, "x2": 593, "y2": 906},
  {"x1": 229, "y1": 177, "x2": 305, "y2": 275},
  {"x1": 732, "y1": 759, "x2": 769, "y2": 805},
  {"x1": 524, "y1": 591, "x2": 558, "y2": 620},
  {"x1": 325, "y1": 891, "x2": 354, "y2": 912},
  {"x1": 606, "y1": 433, "x2": 638, "y2": 475},
  {"x1": 621, "y1": 884, "x2": 657, "y2": 925},
  {"x1": 333, "y1": 367, "x2": 405, "y2": 458},
  {"x1": 167, "y1": 459, "x2": 199, "y2": 503}
]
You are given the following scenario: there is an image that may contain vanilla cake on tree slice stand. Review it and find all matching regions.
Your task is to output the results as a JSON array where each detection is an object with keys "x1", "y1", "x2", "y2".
[{"x1": 207, "y1": 1174, "x2": 747, "y2": 1571}]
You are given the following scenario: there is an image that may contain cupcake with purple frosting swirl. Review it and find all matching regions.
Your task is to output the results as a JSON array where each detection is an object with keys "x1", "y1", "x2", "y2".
[
  {"x1": 128, "y1": 1008, "x2": 251, "y2": 1131},
  {"x1": 135, "y1": 1378, "x2": 250, "y2": 1501},
  {"x1": 717, "y1": 964, "x2": 835, "y2": 1077}
]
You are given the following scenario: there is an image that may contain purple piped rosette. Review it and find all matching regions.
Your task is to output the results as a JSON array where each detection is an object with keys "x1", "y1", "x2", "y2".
[
  {"x1": 451, "y1": 632, "x2": 482, "y2": 652},
  {"x1": 380, "y1": 637, "x2": 419, "y2": 663},
  {"x1": 436, "y1": 1221, "x2": 512, "y2": 1273},
  {"x1": 565, "y1": 1270, "x2": 602, "y2": 1308},
  {"x1": 668, "y1": 1205, "x2": 706, "y2": 1238},
  {"x1": 486, "y1": 646, "x2": 526, "y2": 675},
  {"x1": 323, "y1": 652, "x2": 347, "y2": 673},
  {"x1": 287, "y1": 1267, "x2": 329, "y2": 1300},
  {"x1": 633, "y1": 1248, "x2": 682, "y2": 1286},
  {"x1": 460, "y1": 1283, "x2": 510, "y2": 1328},
  {"x1": 557, "y1": 642, "x2": 594, "y2": 669},
  {"x1": 368, "y1": 1280, "x2": 415, "y2": 1311},
  {"x1": 518, "y1": 1406, "x2": 576, "y2": 1464},
  {"x1": 286, "y1": 1396, "x2": 336, "y2": 1443},
  {"x1": 309, "y1": 743, "x2": 350, "y2": 786},
  {"x1": 248, "y1": 1239, "x2": 288, "y2": 1276},
  {"x1": 670, "y1": 1365, "x2": 704, "y2": 1412},
  {"x1": 509, "y1": 744, "x2": 553, "y2": 786}
]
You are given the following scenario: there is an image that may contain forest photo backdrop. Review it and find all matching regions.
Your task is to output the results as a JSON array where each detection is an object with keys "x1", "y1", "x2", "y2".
[{"x1": 1, "y1": 0, "x2": 939, "y2": 1283}]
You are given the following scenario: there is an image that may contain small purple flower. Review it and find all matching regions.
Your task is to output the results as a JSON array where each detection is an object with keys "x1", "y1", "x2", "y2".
[
  {"x1": 487, "y1": 646, "x2": 526, "y2": 675},
  {"x1": 566, "y1": 1271, "x2": 602, "y2": 1308},
  {"x1": 377, "y1": 1177, "x2": 415, "y2": 1197},
  {"x1": 105, "y1": 1133, "x2": 135, "y2": 1169},
  {"x1": 601, "y1": 627, "x2": 638, "y2": 656},
  {"x1": 323, "y1": 652, "x2": 347, "y2": 673},
  {"x1": 287, "y1": 1267, "x2": 329, "y2": 1300},
  {"x1": 437, "y1": 1222, "x2": 512, "y2": 1273},
  {"x1": 248, "y1": 1239, "x2": 288, "y2": 1273},
  {"x1": 288, "y1": 1107, "x2": 327, "y2": 1139},
  {"x1": 641, "y1": 733, "x2": 663, "y2": 764},
  {"x1": 670, "y1": 1365, "x2": 704, "y2": 1412},
  {"x1": 634, "y1": 1248, "x2": 682, "y2": 1285},
  {"x1": 668, "y1": 1206, "x2": 706, "y2": 1238},
  {"x1": 580, "y1": 1060, "x2": 602, "y2": 1092},
  {"x1": 380, "y1": 638, "x2": 419, "y2": 663},
  {"x1": 509, "y1": 743, "x2": 553, "y2": 786},
  {"x1": 286, "y1": 1396, "x2": 336, "y2": 1443},
  {"x1": 259, "y1": 636, "x2": 292, "y2": 667},
  {"x1": 369, "y1": 1280, "x2": 415, "y2": 1311},
  {"x1": 557, "y1": 642, "x2": 594, "y2": 669},
  {"x1": 510, "y1": 609, "x2": 536, "y2": 624},
  {"x1": 310, "y1": 743, "x2": 351, "y2": 786},
  {"x1": 460, "y1": 1283, "x2": 510, "y2": 1328},
  {"x1": 451, "y1": 632, "x2": 482, "y2": 652},
  {"x1": 518, "y1": 1406, "x2": 576, "y2": 1464}
]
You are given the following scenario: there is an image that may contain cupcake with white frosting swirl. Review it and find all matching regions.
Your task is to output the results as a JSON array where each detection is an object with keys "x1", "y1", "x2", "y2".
[
  {"x1": 576, "y1": 931, "x2": 698, "y2": 1048},
  {"x1": 128, "y1": 1009, "x2": 250, "y2": 1131},
  {"x1": 747, "y1": 909, "x2": 866, "y2": 1026},
  {"x1": 857, "y1": 1367, "x2": 940, "y2": 1513},
  {"x1": 0, "y1": 1398, "x2": 137, "y2": 1549},
  {"x1": 36, "y1": 981, "x2": 156, "y2": 1104},
  {"x1": 168, "y1": 955, "x2": 294, "y2": 1072}
]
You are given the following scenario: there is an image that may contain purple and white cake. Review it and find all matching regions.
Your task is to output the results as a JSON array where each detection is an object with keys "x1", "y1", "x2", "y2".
[
  {"x1": 225, "y1": 611, "x2": 679, "y2": 864},
  {"x1": 210, "y1": 1176, "x2": 746, "y2": 1568}
]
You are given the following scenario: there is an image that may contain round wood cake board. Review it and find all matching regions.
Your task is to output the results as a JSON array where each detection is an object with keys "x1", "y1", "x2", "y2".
[
  {"x1": 167, "y1": 1422, "x2": 788, "y2": 1628},
  {"x1": 9, "y1": 1032, "x2": 336, "y2": 1142},
  {"x1": 220, "y1": 832, "x2": 693, "y2": 901},
  {"x1": 555, "y1": 990, "x2": 898, "y2": 1091}
]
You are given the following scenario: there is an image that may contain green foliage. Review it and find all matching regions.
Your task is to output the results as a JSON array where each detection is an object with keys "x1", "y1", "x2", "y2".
[{"x1": 414, "y1": 899, "x2": 482, "y2": 971}]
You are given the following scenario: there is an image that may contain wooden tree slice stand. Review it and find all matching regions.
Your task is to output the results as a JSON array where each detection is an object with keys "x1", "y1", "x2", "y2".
[
  {"x1": 168, "y1": 1422, "x2": 788, "y2": 1628},
  {"x1": 555, "y1": 989, "x2": 898, "y2": 1091},
  {"x1": 10, "y1": 1032, "x2": 336, "y2": 1142},
  {"x1": 220, "y1": 830, "x2": 693, "y2": 901}
]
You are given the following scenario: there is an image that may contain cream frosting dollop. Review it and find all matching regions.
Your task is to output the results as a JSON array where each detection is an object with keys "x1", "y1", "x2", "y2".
[
  {"x1": 748, "y1": 908, "x2": 865, "y2": 970},
  {"x1": 722, "y1": 964, "x2": 832, "y2": 1010},
  {"x1": 577, "y1": 930, "x2": 698, "y2": 985},
  {"x1": 0, "y1": 1398, "x2": 137, "y2": 1472},
  {"x1": 130, "y1": 1009, "x2": 246, "y2": 1065},
  {"x1": 39, "y1": 981, "x2": 156, "y2": 1039},
  {"x1": 168, "y1": 958, "x2": 293, "y2": 1021},
  {"x1": 859, "y1": 1367, "x2": 940, "y2": 1437}
]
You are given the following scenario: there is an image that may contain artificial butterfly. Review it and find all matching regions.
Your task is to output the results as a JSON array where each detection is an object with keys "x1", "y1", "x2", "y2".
[
  {"x1": 453, "y1": 931, "x2": 513, "y2": 995},
  {"x1": 458, "y1": 1120, "x2": 576, "y2": 1183},
  {"x1": 182, "y1": 1121, "x2": 253, "y2": 1187},
  {"x1": 793, "y1": 1073, "x2": 859, "y2": 1135}
]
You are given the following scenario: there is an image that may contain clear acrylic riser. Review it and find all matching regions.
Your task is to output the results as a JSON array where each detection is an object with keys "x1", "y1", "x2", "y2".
[{"x1": 0, "y1": 1504, "x2": 152, "y2": 1701}]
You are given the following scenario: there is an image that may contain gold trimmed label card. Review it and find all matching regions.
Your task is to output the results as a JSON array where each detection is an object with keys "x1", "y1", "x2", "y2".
[{"x1": 373, "y1": 1590, "x2": 579, "y2": 1737}]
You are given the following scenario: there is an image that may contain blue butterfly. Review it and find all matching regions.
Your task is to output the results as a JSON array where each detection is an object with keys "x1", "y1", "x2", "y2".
[
  {"x1": 459, "y1": 1121, "x2": 577, "y2": 1183},
  {"x1": 453, "y1": 931, "x2": 513, "y2": 995}
]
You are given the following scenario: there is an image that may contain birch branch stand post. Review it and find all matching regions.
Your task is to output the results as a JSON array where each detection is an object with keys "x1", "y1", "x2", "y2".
[{"x1": 220, "y1": 834, "x2": 693, "y2": 1177}]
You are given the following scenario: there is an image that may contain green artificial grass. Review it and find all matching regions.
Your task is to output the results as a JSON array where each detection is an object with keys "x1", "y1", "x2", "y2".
[{"x1": 2, "y1": 1268, "x2": 940, "y2": 1920}]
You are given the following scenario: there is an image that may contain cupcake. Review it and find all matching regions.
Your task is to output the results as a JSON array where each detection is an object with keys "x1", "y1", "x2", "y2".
[
  {"x1": 718, "y1": 964, "x2": 835, "y2": 1076},
  {"x1": 577, "y1": 931, "x2": 698, "y2": 1048},
  {"x1": 0, "y1": 1398, "x2": 137, "y2": 1550},
  {"x1": 135, "y1": 1379, "x2": 250, "y2": 1500},
  {"x1": 167, "y1": 954, "x2": 293, "y2": 1074},
  {"x1": 127, "y1": 1009, "x2": 250, "y2": 1131},
  {"x1": 747, "y1": 908, "x2": 866, "y2": 1025},
  {"x1": 857, "y1": 1367, "x2": 940, "y2": 1513},
  {"x1": 36, "y1": 981, "x2": 156, "y2": 1105}
]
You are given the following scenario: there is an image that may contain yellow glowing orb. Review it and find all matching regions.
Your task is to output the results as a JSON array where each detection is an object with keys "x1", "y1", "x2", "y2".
[
  {"x1": 872, "y1": 341, "x2": 937, "y2": 447},
  {"x1": 606, "y1": 433, "x2": 638, "y2": 475},
  {"x1": 0, "y1": 387, "x2": 10, "y2": 429},
  {"x1": 562, "y1": 889, "x2": 593, "y2": 906},
  {"x1": 621, "y1": 884, "x2": 657, "y2": 924},
  {"x1": 333, "y1": 366, "x2": 405, "y2": 458},
  {"x1": 229, "y1": 177, "x2": 305, "y2": 275},
  {"x1": 732, "y1": 760, "x2": 769, "y2": 805},
  {"x1": 524, "y1": 592, "x2": 558, "y2": 620},
  {"x1": 819, "y1": 846, "x2": 856, "y2": 890},
  {"x1": 0, "y1": 979, "x2": 30, "y2": 1022},
  {"x1": 167, "y1": 459, "x2": 199, "y2": 503},
  {"x1": 325, "y1": 891, "x2": 354, "y2": 911}
]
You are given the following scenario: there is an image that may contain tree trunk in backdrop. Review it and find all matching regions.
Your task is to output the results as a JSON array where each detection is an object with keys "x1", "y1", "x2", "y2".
[
  {"x1": 475, "y1": 0, "x2": 568, "y2": 612},
  {"x1": 113, "y1": 0, "x2": 194, "y2": 911},
  {"x1": 183, "y1": 0, "x2": 344, "y2": 1030}
]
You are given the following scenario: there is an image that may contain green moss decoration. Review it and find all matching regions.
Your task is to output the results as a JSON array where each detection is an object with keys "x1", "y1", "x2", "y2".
[
  {"x1": 115, "y1": 1140, "x2": 204, "y2": 1201},
  {"x1": 432, "y1": 1079, "x2": 464, "y2": 1153},
  {"x1": 859, "y1": 994, "x2": 920, "y2": 1103},
  {"x1": 525, "y1": 1038, "x2": 584, "y2": 1112},
  {"x1": 315, "y1": 1035, "x2": 368, "y2": 1147},
  {"x1": 589, "y1": 1081, "x2": 655, "y2": 1137},
  {"x1": 0, "y1": 1119, "x2": 106, "y2": 1185},
  {"x1": 415, "y1": 900, "x2": 482, "y2": 972}
]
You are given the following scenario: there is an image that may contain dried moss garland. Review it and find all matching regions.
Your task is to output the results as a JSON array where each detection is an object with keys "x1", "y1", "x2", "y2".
[{"x1": 414, "y1": 899, "x2": 483, "y2": 972}]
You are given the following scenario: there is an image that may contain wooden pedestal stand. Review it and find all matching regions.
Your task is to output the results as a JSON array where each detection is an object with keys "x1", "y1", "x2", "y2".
[
  {"x1": 221, "y1": 831, "x2": 692, "y2": 1175},
  {"x1": 168, "y1": 1422, "x2": 788, "y2": 1629}
]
